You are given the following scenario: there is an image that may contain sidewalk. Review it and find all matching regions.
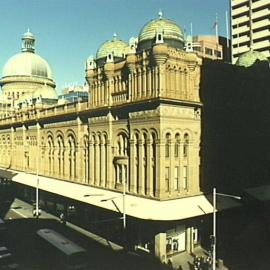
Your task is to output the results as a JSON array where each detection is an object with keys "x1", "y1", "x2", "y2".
[
  {"x1": 169, "y1": 246, "x2": 205, "y2": 270},
  {"x1": 7, "y1": 198, "x2": 123, "y2": 251}
]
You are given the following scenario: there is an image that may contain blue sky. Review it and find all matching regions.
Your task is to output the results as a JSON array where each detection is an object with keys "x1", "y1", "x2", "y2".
[{"x1": 0, "y1": 0, "x2": 230, "y2": 93}]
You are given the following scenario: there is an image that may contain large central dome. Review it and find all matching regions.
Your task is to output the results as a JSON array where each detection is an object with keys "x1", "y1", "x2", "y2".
[
  {"x1": 0, "y1": 30, "x2": 56, "y2": 105},
  {"x1": 3, "y1": 52, "x2": 53, "y2": 80},
  {"x1": 2, "y1": 30, "x2": 53, "y2": 80}
]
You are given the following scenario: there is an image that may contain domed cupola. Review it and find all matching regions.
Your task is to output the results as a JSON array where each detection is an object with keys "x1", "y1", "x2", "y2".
[
  {"x1": 138, "y1": 11, "x2": 185, "y2": 51},
  {"x1": 236, "y1": 49, "x2": 269, "y2": 68},
  {"x1": 0, "y1": 30, "x2": 56, "y2": 104},
  {"x1": 96, "y1": 33, "x2": 128, "y2": 66},
  {"x1": 2, "y1": 30, "x2": 53, "y2": 80}
]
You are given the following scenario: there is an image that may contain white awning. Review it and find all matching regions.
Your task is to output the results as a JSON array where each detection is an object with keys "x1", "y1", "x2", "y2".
[{"x1": 1, "y1": 168, "x2": 241, "y2": 221}]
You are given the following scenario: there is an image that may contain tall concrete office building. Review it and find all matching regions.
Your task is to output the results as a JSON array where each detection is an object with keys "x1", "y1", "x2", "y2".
[{"x1": 231, "y1": 0, "x2": 270, "y2": 63}]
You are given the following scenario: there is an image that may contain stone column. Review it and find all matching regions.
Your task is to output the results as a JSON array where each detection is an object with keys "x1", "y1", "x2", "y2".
[
  {"x1": 146, "y1": 139, "x2": 152, "y2": 196},
  {"x1": 106, "y1": 139, "x2": 113, "y2": 189},
  {"x1": 36, "y1": 122, "x2": 41, "y2": 177},
  {"x1": 94, "y1": 141, "x2": 100, "y2": 186},
  {"x1": 155, "y1": 66, "x2": 159, "y2": 97},
  {"x1": 100, "y1": 141, "x2": 106, "y2": 187},
  {"x1": 156, "y1": 139, "x2": 165, "y2": 198},
  {"x1": 22, "y1": 124, "x2": 26, "y2": 171},
  {"x1": 76, "y1": 117, "x2": 83, "y2": 182},
  {"x1": 138, "y1": 139, "x2": 143, "y2": 194},
  {"x1": 186, "y1": 227, "x2": 194, "y2": 253},
  {"x1": 155, "y1": 233, "x2": 167, "y2": 263},
  {"x1": 134, "y1": 71, "x2": 138, "y2": 100},
  {"x1": 137, "y1": 69, "x2": 142, "y2": 98},
  {"x1": 142, "y1": 68, "x2": 147, "y2": 97},
  {"x1": 147, "y1": 68, "x2": 151, "y2": 97},
  {"x1": 10, "y1": 127, "x2": 15, "y2": 169},
  {"x1": 159, "y1": 65, "x2": 166, "y2": 97},
  {"x1": 180, "y1": 70, "x2": 185, "y2": 99},
  {"x1": 129, "y1": 138, "x2": 136, "y2": 193},
  {"x1": 89, "y1": 138, "x2": 94, "y2": 185},
  {"x1": 169, "y1": 139, "x2": 174, "y2": 195}
]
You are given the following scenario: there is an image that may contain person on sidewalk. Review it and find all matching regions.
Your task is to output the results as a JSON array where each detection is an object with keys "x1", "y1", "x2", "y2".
[{"x1": 59, "y1": 212, "x2": 66, "y2": 225}]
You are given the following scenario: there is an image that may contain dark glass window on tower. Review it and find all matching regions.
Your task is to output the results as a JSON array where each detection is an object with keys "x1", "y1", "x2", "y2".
[{"x1": 205, "y1": 47, "x2": 213, "y2": 56}]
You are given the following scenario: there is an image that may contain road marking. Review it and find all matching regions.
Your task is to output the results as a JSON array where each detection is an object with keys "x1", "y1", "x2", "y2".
[{"x1": 10, "y1": 208, "x2": 28, "y2": 218}]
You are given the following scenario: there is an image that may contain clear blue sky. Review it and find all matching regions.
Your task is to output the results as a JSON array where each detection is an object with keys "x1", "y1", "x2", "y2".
[{"x1": 0, "y1": 0, "x2": 230, "y2": 93}]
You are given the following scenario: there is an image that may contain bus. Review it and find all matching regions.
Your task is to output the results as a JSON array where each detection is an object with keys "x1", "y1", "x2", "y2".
[
  {"x1": 0, "y1": 218, "x2": 7, "y2": 245},
  {"x1": 36, "y1": 229, "x2": 88, "y2": 270}
]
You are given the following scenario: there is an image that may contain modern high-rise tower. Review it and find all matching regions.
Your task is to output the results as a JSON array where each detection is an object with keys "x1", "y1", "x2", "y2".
[{"x1": 231, "y1": 0, "x2": 270, "y2": 63}]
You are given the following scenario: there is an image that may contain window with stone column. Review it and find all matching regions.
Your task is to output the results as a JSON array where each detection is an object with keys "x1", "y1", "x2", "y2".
[
  {"x1": 68, "y1": 134, "x2": 76, "y2": 180},
  {"x1": 56, "y1": 135, "x2": 64, "y2": 177},
  {"x1": 183, "y1": 133, "x2": 189, "y2": 158},
  {"x1": 143, "y1": 133, "x2": 147, "y2": 195},
  {"x1": 83, "y1": 135, "x2": 89, "y2": 183},
  {"x1": 47, "y1": 135, "x2": 54, "y2": 175},
  {"x1": 174, "y1": 133, "x2": 180, "y2": 157},
  {"x1": 151, "y1": 132, "x2": 157, "y2": 197},
  {"x1": 135, "y1": 133, "x2": 139, "y2": 194},
  {"x1": 114, "y1": 133, "x2": 129, "y2": 189},
  {"x1": 165, "y1": 133, "x2": 171, "y2": 158}
]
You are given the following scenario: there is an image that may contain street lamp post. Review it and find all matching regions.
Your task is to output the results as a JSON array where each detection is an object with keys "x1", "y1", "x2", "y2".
[
  {"x1": 123, "y1": 177, "x2": 126, "y2": 230},
  {"x1": 212, "y1": 188, "x2": 241, "y2": 270},
  {"x1": 100, "y1": 180, "x2": 126, "y2": 230}
]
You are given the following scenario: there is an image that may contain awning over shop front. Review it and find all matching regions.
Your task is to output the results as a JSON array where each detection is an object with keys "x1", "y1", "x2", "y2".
[{"x1": 1, "y1": 167, "x2": 242, "y2": 221}]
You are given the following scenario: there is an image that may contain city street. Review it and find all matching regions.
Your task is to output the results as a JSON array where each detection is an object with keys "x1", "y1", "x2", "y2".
[{"x1": 0, "y1": 198, "x2": 170, "y2": 270}]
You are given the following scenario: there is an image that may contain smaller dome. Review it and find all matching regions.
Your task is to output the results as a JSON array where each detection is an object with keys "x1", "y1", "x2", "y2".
[
  {"x1": 236, "y1": 49, "x2": 269, "y2": 67},
  {"x1": 96, "y1": 34, "x2": 128, "y2": 60},
  {"x1": 138, "y1": 12, "x2": 185, "y2": 50}
]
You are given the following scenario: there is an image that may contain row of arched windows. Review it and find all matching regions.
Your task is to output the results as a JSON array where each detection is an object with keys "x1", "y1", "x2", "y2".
[
  {"x1": 46, "y1": 132, "x2": 77, "y2": 180},
  {"x1": 0, "y1": 127, "x2": 193, "y2": 197},
  {"x1": 165, "y1": 132, "x2": 189, "y2": 158}
]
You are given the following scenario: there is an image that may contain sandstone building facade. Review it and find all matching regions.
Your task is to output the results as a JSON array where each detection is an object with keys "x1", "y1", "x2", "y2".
[{"x1": 0, "y1": 13, "x2": 236, "y2": 260}]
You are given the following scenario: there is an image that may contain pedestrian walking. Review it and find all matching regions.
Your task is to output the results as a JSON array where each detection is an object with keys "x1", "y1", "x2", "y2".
[{"x1": 60, "y1": 212, "x2": 66, "y2": 225}]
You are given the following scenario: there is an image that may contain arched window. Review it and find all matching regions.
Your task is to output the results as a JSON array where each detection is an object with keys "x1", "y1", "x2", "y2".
[
  {"x1": 143, "y1": 133, "x2": 147, "y2": 195},
  {"x1": 47, "y1": 135, "x2": 54, "y2": 175},
  {"x1": 151, "y1": 132, "x2": 157, "y2": 197},
  {"x1": 114, "y1": 133, "x2": 129, "y2": 189},
  {"x1": 68, "y1": 134, "x2": 76, "y2": 179},
  {"x1": 83, "y1": 136, "x2": 89, "y2": 183},
  {"x1": 135, "y1": 133, "x2": 140, "y2": 194},
  {"x1": 165, "y1": 133, "x2": 171, "y2": 158},
  {"x1": 56, "y1": 135, "x2": 64, "y2": 176},
  {"x1": 183, "y1": 133, "x2": 189, "y2": 158},
  {"x1": 174, "y1": 133, "x2": 180, "y2": 157}
]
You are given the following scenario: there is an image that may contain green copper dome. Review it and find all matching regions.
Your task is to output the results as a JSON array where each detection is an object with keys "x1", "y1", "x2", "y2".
[
  {"x1": 236, "y1": 49, "x2": 269, "y2": 67},
  {"x1": 96, "y1": 34, "x2": 128, "y2": 60},
  {"x1": 138, "y1": 12, "x2": 184, "y2": 50}
]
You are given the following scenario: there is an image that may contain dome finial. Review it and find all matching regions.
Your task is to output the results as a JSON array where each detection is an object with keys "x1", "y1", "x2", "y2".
[
  {"x1": 113, "y1": 32, "x2": 117, "y2": 40},
  {"x1": 158, "y1": 9, "x2": 163, "y2": 19}
]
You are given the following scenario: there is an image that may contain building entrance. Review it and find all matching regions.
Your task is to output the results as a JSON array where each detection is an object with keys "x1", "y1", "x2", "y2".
[{"x1": 166, "y1": 225, "x2": 186, "y2": 254}]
